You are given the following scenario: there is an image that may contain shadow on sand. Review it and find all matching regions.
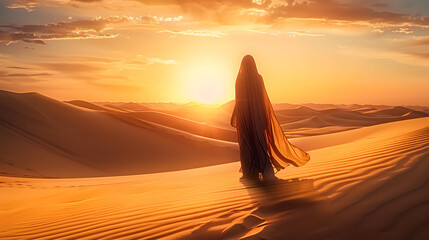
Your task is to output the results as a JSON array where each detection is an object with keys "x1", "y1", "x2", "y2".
[
  {"x1": 240, "y1": 178, "x2": 325, "y2": 216},
  {"x1": 180, "y1": 178, "x2": 328, "y2": 240}
]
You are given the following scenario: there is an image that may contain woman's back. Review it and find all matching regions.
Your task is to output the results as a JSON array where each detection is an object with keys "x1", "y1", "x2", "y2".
[{"x1": 231, "y1": 55, "x2": 310, "y2": 181}]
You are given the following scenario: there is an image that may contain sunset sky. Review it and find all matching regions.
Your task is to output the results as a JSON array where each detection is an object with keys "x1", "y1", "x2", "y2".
[{"x1": 0, "y1": 0, "x2": 428, "y2": 105}]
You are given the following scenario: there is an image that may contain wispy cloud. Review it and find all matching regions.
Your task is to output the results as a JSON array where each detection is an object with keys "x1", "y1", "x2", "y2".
[
  {"x1": 241, "y1": 8, "x2": 268, "y2": 17},
  {"x1": 38, "y1": 62, "x2": 106, "y2": 72},
  {"x1": 135, "y1": 56, "x2": 178, "y2": 65},
  {"x1": 403, "y1": 52, "x2": 429, "y2": 60},
  {"x1": 42, "y1": 54, "x2": 179, "y2": 66},
  {"x1": 5, "y1": 0, "x2": 38, "y2": 12},
  {"x1": 53, "y1": 55, "x2": 120, "y2": 63},
  {"x1": 0, "y1": 15, "x2": 182, "y2": 45},
  {"x1": 339, "y1": 45, "x2": 429, "y2": 67},
  {"x1": 72, "y1": 0, "x2": 103, "y2": 2},
  {"x1": 403, "y1": 36, "x2": 429, "y2": 46},
  {"x1": 288, "y1": 30, "x2": 325, "y2": 37},
  {"x1": 158, "y1": 30, "x2": 227, "y2": 37},
  {"x1": 0, "y1": 72, "x2": 51, "y2": 78},
  {"x1": 392, "y1": 28, "x2": 414, "y2": 34},
  {"x1": 0, "y1": 53, "x2": 179, "y2": 93},
  {"x1": 6, "y1": 66, "x2": 33, "y2": 70},
  {"x1": 25, "y1": 54, "x2": 180, "y2": 87}
]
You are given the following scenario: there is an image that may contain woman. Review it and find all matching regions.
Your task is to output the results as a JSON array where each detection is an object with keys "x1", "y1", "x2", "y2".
[{"x1": 231, "y1": 55, "x2": 310, "y2": 181}]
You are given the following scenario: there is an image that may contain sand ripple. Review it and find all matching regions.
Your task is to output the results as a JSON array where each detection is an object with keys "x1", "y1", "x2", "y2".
[{"x1": 0, "y1": 118, "x2": 428, "y2": 239}]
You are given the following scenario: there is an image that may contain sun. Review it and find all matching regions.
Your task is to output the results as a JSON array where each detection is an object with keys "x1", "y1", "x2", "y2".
[
  {"x1": 181, "y1": 57, "x2": 234, "y2": 105},
  {"x1": 189, "y1": 78, "x2": 224, "y2": 104}
]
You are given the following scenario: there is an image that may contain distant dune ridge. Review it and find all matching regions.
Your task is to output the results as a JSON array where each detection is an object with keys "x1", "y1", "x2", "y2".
[{"x1": 0, "y1": 89, "x2": 428, "y2": 178}]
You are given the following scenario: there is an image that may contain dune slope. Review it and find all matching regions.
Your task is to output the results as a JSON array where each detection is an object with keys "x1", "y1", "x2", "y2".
[
  {"x1": 2, "y1": 90, "x2": 428, "y2": 178},
  {"x1": 0, "y1": 117, "x2": 428, "y2": 239},
  {"x1": 0, "y1": 90, "x2": 238, "y2": 177}
]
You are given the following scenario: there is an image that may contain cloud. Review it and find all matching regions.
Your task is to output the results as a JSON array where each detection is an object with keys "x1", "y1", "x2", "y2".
[
  {"x1": 288, "y1": 30, "x2": 325, "y2": 37},
  {"x1": 17, "y1": 55, "x2": 179, "y2": 87},
  {"x1": 4, "y1": 0, "x2": 429, "y2": 31},
  {"x1": 135, "y1": 0, "x2": 263, "y2": 10},
  {"x1": 0, "y1": 72, "x2": 51, "y2": 77},
  {"x1": 133, "y1": 0, "x2": 269, "y2": 25},
  {"x1": 158, "y1": 29, "x2": 227, "y2": 37},
  {"x1": 3, "y1": 60, "x2": 138, "y2": 90},
  {"x1": 404, "y1": 36, "x2": 429, "y2": 46},
  {"x1": 0, "y1": 53, "x2": 148, "y2": 92},
  {"x1": 135, "y1": 56, "x2": 179, "y2": 65},
  {"x1": 5, "y1": 0, "x2": 38, "y2": 12},
  {"x1": 72, "y1": 0, "x2": 103, "y2": 2},
  {"x1": 134, "y1": 0, "x2": 429, "y2": 30},
  {"x1": 38, "y1": 63, "x2": 106, "y2": 72},
  {"x1": 241, "y1": 8, "x2": 268, "y2": 16},
  {"x1": 42, "y1": 54, "x2": 179, "y2": 66},
  {"x1": 339, "y1": 45, "x2": 429, "y2": 67},
  {"x1": 7, "y1": 66, "x2": 33, "y2": 70},
  {"x1": 403, "y1": 52, "x2": 429, "y2": 60},
  {"x1": 48, "y1": 55, "x2": 120, "y2": 63},
  {"x1": 264, "y1": 0, "x2": 429, "y2": 27},
  {"x1": 0, "y1": 15, "x2": 182, "y2": 45},
  {"x1": 372, "y1": 26, "x2": 419, "y2": 34},
  {"x1": 84, "y1": 80, "x2": 141, "y2": 91},
  {"x1": 22, "y1": 39, "x2": 46, "y2": 44},
  {"x1": 0, "y1": 68, "x2": 51, "y2": 84},
  {"x1": 5, "y1": 0, "x2": 428, "y2": 36},
  {"x1": 392, "y1": 28, "x2": 414, "y2": 34}
]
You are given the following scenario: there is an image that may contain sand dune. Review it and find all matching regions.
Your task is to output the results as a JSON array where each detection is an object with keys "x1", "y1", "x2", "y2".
[
  {"x1": 69, "y1": 100, "x2": 238, "y2": 141},
  {"x1": 65, "y1": 100, "x2": 111, "y2": 112},
  {"x1": 0, "y1": 117, "x2": 428, "y2": 239},
  {"x1": 1, "y1": 90, "x2": 428, "y2": 178},
  {"x1": 119, "y1": 111, "x2": 237, "y2": 142},
  {"x1": 69, "y1": 98, "x2": 428, "y2": 138},
  {"x1": 97, "y1": 101, "x2": 233, "y2": 130},
  {"x1": 351, "y1": 106, "x2": 378, "y2": 113},
  {"x1": 366, "y1": 106, "x2": 415, "y2": 116},
  {"x1": 101, "y1": 104, "x2": 130, "y2": 112},
  {"x1": 280, "y1": 107, "x2": 428, "y2": 137},
  {"x1": 282, "y1": 116, "x2": 333, "y2": 129},
  {"x1": 277, "y1": 106, "x2": 321, "y2": 117},
  {"x1": 284, "y1": 126, "x2": 359, "y2": 138},
  {"x1": 116, "y1": 102, "x2": 153, "y2": 111},
  {"x1": 0, "y1": 90, "x2": 238, "y2": 178},
  {"x1": 172, "y1": 103, "x2": 427, "y2": 137}
]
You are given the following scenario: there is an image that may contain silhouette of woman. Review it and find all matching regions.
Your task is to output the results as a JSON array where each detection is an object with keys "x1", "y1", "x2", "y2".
[{"x1": 231, "y1": 55, "x2": 310, "y2": 181}]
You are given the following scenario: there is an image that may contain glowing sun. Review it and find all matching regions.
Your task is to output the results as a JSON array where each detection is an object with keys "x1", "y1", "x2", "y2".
[{"x1": 182, "y1": 58, "x2": 233, "y2": 105}]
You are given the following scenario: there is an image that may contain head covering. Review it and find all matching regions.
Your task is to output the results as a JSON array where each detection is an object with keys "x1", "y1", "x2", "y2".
[{"x1": 231, "y1": 55, "x2": 310, "y2": 171}]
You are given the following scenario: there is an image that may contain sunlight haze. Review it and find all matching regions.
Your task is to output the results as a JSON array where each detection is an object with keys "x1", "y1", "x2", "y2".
[{"x1": 0, "y1": 0, "x2": 428, "y2": 106}]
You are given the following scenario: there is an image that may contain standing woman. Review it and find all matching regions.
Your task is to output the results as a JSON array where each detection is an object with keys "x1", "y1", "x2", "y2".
[{"x1": 231, "y1": 55, "x2": 310, "y2": 181}]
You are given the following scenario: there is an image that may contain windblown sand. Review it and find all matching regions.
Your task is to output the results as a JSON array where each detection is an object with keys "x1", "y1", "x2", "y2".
[{"x1": 1, "y1": 117, "x2": 428, "y2": 239}]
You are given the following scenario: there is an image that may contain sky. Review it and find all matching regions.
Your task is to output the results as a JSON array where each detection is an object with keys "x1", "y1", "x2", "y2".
[{"x1": 0, "y1": 0, "x2": 428, "y2": 106}]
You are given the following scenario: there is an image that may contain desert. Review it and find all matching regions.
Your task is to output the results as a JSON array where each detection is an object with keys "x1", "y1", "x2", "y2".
[{"x1": 1, "y1": 90, "x2": 428, "y2": 239}]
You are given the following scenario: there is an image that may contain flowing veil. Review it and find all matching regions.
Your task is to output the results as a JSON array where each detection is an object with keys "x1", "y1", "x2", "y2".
[{"x1": 231, "y1": 55, "x2": 310, "y2": 172}]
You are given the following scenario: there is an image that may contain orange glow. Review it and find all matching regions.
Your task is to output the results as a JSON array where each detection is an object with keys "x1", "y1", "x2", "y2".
[
  {"x1": 180, "y1": 58, "x2": 233, "y2": 104},
  {"x1": 0, "y1": 0, "x2": 428, "y2": 106}
]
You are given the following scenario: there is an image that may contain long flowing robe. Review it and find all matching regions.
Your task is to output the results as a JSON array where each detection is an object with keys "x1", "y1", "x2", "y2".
[{"x1": 231, "y1": 55, "x2": 310, "y2": 178}]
